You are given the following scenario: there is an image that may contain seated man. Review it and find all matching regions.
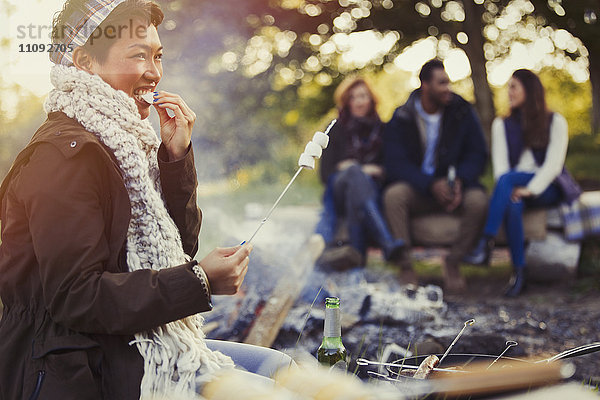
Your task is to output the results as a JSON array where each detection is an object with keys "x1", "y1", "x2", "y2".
[{"x1": 382, "y1": 59, "x2": 488, "y2": 292}]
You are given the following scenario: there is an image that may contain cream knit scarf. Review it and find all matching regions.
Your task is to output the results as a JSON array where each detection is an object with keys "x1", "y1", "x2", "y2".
[{"x1": 44, "y1": 64, "x2": 233, "y2": 399}]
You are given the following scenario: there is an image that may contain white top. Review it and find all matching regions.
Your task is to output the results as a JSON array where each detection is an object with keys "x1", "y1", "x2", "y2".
[
  {"x1": 491, "y1": 113, "x2": 569, "y2": 196},
  {"x1": 415, "y1": 98, "x2": 442, "y2": 176}
]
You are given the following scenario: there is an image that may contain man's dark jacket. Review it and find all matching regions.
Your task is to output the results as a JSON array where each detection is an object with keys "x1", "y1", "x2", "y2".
[{"x1": 383, "y1": 90, "x2": 488, "y2": 195}]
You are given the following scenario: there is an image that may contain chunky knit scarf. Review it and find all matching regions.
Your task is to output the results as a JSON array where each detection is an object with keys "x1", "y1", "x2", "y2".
[{"x1": 44, "y1": 64, "x2": 233, "y2": 398}]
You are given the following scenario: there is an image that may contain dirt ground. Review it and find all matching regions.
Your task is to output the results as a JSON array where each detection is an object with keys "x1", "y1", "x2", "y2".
[
  {"x1": 441, "y1": 273, "x2": 600, "y2": 385},
  {"x1": 272, "y1": 240, "x2": 600, "y2": 388}
]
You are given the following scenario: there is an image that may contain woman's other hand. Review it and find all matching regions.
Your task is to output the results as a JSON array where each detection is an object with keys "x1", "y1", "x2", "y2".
[
  {"x1": 153, "y1": 91, "x2": 196, "y2": 161},
  {"x1": 199, "y1": 244, "x2": 253, "y2": 295},
  {"x1": 511, "y1": 187, "x2": 533, "y2": 202},
  {"x1": 361, "y1": 163, "x2": 384, "y2": 178}
]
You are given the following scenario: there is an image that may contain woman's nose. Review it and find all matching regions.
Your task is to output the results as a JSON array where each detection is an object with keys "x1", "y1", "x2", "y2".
[{"x1": 145, "y1": 60, "x2": 162, "y2": 82}]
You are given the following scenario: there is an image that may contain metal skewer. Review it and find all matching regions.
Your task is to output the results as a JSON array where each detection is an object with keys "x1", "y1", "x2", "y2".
[
  {"x1": 439, "y1": 318, "x2": 475, "y2": 365},
  {"x1": 487, "y1": 340, "x2": 518, "y2": 370},
  {"x1": 357, "y1": 358, "x2": 468, "y2": 374},
  {"x1": 243, "y1": 119, "x2": 337, "y2": 245},
  {"x1": 244, "y1": 167, "x2": 303, "y2": 245}
]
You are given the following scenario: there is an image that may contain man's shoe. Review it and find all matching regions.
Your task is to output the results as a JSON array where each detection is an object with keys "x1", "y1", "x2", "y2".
[
  {"x1": 463, "y1": 237, "x2": 493, "y2": 266},
  {"x1": 442, "y1": 260, "x2": 466, "y2": 294},
  {"x1": 316, "y1": 245, "x2": 364, "y2": 271}
]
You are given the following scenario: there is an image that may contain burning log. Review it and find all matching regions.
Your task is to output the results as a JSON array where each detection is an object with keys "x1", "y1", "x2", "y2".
[{"x1": 243, "y1": 235, "x2": 325, "y2": 347}]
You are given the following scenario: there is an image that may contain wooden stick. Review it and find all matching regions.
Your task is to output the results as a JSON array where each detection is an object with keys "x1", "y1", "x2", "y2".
[{"x1": 431, "y1": 360, "x2": 573, "y2": 398}]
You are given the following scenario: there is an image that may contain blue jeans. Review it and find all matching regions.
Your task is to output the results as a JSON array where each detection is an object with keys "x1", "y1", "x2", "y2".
[
  {"x1": 205, "y1": 340, "x2": 295, "y2": 378},
  {"x1": 194, "y1": 340, "x2": 295, "y2": 394},
  {"x1": 483, "y1": 171, "x2": 561, "y2": 267},
  {"x1": 315, "y1": 175, "x2": 338, "y2": 244},
  {"x1": 315, "y1": 165, "x2": 382, "y2": 254}
]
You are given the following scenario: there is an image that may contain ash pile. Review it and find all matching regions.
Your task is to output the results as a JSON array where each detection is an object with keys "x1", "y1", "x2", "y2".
[
  {"x1": 274, "y1": 267, "x2": 449, "y2": 361},
  {"x1": 273, "y1": 264, "x2": 600, "y2": 384}
]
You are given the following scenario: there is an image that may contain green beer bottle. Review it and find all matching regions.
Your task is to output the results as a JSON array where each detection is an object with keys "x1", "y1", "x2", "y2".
[{"x1": 317, "y1": 297, "x2": 347, "y2": 369}]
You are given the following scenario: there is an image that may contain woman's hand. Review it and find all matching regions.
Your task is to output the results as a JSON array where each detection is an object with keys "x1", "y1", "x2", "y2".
[
  {"x1": 337, "y1": 159, "x2": 358, "y2": 171},
  {"x1": 511, "y1": 187, "x2": 533, "y2": 202},
  {"x1": 361, "y1": 163, "x2": 384, "y2": 178},
  {"x1": 153, "y1": 91, "x2": 196, "y2": 161},
  {"x1": 198, "y1": 244, "x2": 253, "y2": 295}
]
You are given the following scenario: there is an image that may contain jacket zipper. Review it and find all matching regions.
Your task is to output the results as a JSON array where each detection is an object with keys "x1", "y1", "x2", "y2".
[{"x1": 28, "y1": 370, "x2": 45, "y2": 400}]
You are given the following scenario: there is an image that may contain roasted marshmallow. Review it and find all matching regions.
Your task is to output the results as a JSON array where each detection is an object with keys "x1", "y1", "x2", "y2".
[
  {"x1": 312, "y1": 131, "x2": 329, "y2": 149},
  {"x1": 304, "y1": 141, "x2": 323, "y2": 158},
  {"x1": 140, "y1": 92, "x2": 155, "y2": 104},
  {"x1": 298, "y1": 153, "x2": 316, "y2": 169}
]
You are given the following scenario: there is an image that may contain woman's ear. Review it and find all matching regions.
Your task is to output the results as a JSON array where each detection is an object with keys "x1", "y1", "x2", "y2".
[{"x1": 72, "y1": 47, "x2": 95, "y2": 73}]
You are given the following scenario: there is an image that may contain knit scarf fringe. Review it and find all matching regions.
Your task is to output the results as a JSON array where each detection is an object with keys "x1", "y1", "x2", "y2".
[{"x1": 44, "y1": 65, "x2": 233, "y2": 399}]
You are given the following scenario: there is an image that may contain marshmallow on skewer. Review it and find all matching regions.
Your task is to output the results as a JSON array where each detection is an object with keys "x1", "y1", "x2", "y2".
[
  {"x1": 312, "y1": 131, "x2": 329, "y2": 149},
  {"x1": 140, "y1": 92, "x2": 156, "y2": 104},
  {"x1": 298, "y1": 153, "x2": 316, "y2": 169},
  {"x1": 304, "y1": 141, "x2": 323, "y2": 159}
]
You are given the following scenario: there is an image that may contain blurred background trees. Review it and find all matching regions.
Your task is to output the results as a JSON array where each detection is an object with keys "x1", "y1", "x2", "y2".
[
  {"x1": 1, "y1": 0, "x2": 598, "y2": 184},
  {"x1": 529, "y1": 0, "x2": 600, "y2": 134}
]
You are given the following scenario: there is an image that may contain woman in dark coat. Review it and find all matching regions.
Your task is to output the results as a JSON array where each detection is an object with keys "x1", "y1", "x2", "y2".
[
  {"x1": 0, "y1": 1, "x2": 269, "y2": 398},
  {"x1": 315, "y1": 77, "x2": 404, "y2": 269}
]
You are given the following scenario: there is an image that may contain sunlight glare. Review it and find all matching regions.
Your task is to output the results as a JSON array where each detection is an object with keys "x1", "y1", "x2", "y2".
[{"x1": 3, "y1": 0, "x2": 66, "y2": 97}]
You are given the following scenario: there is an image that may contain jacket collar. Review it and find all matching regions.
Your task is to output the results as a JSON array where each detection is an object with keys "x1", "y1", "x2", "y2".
[{"x1": 396, "y1": 89, "x2": 470, "y2": 121}]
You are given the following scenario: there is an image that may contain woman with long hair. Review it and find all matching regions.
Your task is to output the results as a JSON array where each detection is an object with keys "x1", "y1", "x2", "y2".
[
  {"x1": 315, "y1": 77, "x2": 404, "y2": 270},
  {"x1": 465, "y1": 69, "x2": 571, "y2": 296},
  {"x1": 0, "y1": 1, "x2": 291, "y2": 398}
]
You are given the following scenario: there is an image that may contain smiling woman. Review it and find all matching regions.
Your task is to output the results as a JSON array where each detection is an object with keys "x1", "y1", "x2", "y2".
[{"x1": 0, "y1": 1, "x2": 290, "y2": 400}]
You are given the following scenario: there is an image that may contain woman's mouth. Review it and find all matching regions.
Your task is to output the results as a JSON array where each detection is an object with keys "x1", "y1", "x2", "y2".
[{"x1": 134, "y1": 89, "x2": 155, "y2": 105}]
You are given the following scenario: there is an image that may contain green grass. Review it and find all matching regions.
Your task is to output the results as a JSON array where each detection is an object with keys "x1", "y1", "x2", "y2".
[
  {"x1": 366, "y1": 256, "x2": 512, "y2": 280},
  {"x1": 573, "y1": 237, "x2": 600, "y2": 293}
]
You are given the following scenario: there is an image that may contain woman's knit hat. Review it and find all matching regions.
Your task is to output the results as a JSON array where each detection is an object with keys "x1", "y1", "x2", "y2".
[{"x1": 49, "y1": 0, "x2": 127, "y2": 65}]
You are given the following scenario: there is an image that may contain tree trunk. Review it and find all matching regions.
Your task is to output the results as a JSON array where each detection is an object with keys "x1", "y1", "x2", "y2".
[
  {"x1": 589, "y1": 50, "x2": 600, "y2": 135},
  {"x1": 461, "y1": 1, "x2": 495, "y2": 144}
]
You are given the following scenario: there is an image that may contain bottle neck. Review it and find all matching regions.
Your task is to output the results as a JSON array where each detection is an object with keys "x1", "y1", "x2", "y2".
[{"x1": 324, "y1": 307, "x2": 341, "y2": 338}]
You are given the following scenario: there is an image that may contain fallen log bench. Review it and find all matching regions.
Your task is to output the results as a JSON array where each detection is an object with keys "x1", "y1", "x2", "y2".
[{"x1": 410, "y1": 207, "x2": 581, "y2": 282}]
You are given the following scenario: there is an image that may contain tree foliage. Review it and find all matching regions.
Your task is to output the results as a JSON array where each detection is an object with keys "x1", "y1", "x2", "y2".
[
  {"x1": 528, "y1": 0, "x2": 600, "y2": 134},
  {"x1": 223, "y1": 0, "x2": 598, "y2": 136},
  {"x1": 2, "y1": 0, "x2": 598, "y2": 182}
]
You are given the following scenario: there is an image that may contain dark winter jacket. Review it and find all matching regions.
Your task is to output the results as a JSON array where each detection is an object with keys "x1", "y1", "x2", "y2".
[
  {"x1": 0, "y1": 112, "x2": 210, "y2": 400},
  {"x1": 383, "y1": 90, "x2": 488, "y2": 195},
  {"x1": 319, "y1": 117, "x2": 384, "y2": 184}
]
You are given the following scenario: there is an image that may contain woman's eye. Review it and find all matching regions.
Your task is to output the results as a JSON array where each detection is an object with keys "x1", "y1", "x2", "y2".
[
  {"x1": 155, "y1": 54, "x2": 163, "y2": 60},
  {"x1": 134, "y1": 53, "x2": 146, "y2": 59}
]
